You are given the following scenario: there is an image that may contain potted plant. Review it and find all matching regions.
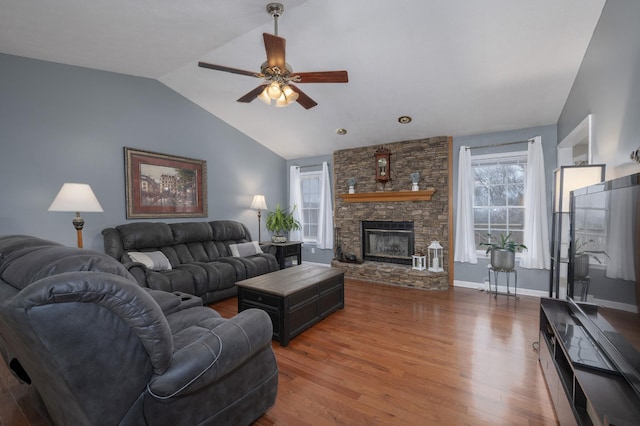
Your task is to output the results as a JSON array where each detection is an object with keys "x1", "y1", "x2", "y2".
[
  {"x1": 573, "y1": 238, "x2": 608, "y2": 279},
  {"x1": 479, "y1": 233, "x2": 527, "y2": 271},
  {"x1": 265, "y1": 204, "x2": 301, "y2": 243}
]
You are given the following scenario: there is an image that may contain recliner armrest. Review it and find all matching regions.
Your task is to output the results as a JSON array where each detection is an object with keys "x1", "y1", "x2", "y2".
[
  {"x1": 123, "y1": 262, "x2": 149, "y2": 287},
  {"x1": 259, "y1": 243, "x2": 276, "y2": 256},
  {"x1": 146, "y1": 308, "x2": 273, "y2": 399}
]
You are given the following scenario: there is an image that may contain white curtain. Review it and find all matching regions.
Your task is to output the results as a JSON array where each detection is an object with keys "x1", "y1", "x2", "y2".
[
  {"x1": 454, "y1": 146, "x2": 477, "y2": 263},
  {"x1": 605, "y1": 190, "x2": 636, "y2": 280},
  {"x1": 317, "y1": 162, "x2": 334, "y2": 249},
  {"x1": 519, "y1": 136, "x2": 550, "y2": 269},
  {"x1": 289, "y1": 165, "x2": 303, "y2": 241}
]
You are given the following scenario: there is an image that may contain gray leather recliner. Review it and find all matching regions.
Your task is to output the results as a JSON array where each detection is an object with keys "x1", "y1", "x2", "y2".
[{"x1": 0, "y1": 235, "x2": 278, "y2": 425}]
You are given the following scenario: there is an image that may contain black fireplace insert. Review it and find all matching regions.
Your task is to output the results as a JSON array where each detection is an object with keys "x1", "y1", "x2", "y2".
[{"x1": 361, "y1": 221, "x2": 414, "y2": 265}]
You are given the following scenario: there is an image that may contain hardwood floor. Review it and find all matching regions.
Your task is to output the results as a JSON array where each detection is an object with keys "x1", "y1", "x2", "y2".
[
  {"x1": 246, "y1": 280, "x2": 557, "y2": 425},
  {"x1": 0, "y1": 279, "x2": 557, "y2": 425}
]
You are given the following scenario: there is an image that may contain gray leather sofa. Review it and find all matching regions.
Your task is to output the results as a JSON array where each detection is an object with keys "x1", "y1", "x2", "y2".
[
  {"x1": 0, "y1": 235, "x2": 278, "y2": 425},
  {"x1": 102, "y1": 220, "x2": 279, "y2": 304}
]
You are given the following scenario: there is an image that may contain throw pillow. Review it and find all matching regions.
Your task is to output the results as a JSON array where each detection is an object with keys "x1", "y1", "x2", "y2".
[
  {"x1": 229, "y1": 241, "x2": 263, "y2": 258},
  {"x1": 128, "y1": 251, "x2": 172, "y2": 271}
]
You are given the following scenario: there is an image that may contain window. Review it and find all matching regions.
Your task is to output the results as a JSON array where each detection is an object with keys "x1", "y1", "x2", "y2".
[
  {"x1": 472, "y1": 151, "x2": 527, "y2": 250},
  {"x1": 300, "y1": 171, "x2": 321, "y2": 243}
]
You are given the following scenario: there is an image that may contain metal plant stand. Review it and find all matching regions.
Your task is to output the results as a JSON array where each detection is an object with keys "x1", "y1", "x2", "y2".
[{"x1": 488, "y1": 267, "x2": 518, "y2": 299}]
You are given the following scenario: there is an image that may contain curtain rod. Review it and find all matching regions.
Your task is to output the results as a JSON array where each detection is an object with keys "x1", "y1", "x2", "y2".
[
  {"x1": 465, "y1": 139, "x2": 533, "y2": 150},
  {"x1": 295, "y1": 164, "x2": 323, "y2": 169}
]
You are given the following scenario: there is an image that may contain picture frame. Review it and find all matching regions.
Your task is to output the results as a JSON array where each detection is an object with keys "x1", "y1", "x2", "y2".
[{"x1": 124, "y1": 147, "x2": 207, "y2": 218}]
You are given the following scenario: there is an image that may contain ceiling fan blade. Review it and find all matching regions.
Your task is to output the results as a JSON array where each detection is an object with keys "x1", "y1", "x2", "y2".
[
  {"x1": 289, "y1": 84, "x2": 318, "y2": 109},
  {"x1": 198, "y1": 62, "x2": 260, "y2": 78},
  {"x1": 292, "y1": 71, "x2": 349, "y2": 83},
  {"x1": 237, "y1": 85, "x2": 268, "y2": 103},
  {"x1": 263, "y1": 33, "x2": 286, "y2": 70}
]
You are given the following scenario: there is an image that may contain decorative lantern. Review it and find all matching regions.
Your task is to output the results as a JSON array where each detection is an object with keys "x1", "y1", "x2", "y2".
[
  {"x1": 410, "y1": 172, "x2": 420, "y2": 191},
  {"x1": 428, "y1": 241, "x2": 444, "y2": 272},
  {"x1": 412, "y1": 252, "x2": 426, "y2": 271},
  {"x1": 348, "y1": 177, "x2": 356, "y2": 194}
]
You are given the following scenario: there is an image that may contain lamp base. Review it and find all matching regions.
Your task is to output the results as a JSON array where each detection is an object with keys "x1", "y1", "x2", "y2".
[
  {"x1": 76, "y1": 229, "x2": 84, "y2": 248},
  {"x1": 72, "y1": 212, "x2": 85, "y2": 248}
]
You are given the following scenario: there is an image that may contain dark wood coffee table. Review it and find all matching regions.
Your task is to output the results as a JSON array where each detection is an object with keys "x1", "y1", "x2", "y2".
[{"x1": 236, "y1": 264, "x2": 345, "y2": 346}]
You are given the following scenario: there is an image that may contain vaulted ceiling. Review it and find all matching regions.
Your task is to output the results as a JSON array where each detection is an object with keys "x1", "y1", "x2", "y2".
[{"x1": 0, "y1": 0, "x2": 605, "y2": 159}]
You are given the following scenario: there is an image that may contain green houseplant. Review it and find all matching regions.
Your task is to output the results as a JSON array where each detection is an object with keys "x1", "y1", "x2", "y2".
[
  {"x1": 479, "y1": 233, "x2": 527, "y2": 271},
  {"x1": 265, "y1": 204, "x2": 302, "y2": 243}
]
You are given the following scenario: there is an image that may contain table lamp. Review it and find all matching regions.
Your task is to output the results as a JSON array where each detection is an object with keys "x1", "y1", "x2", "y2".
[
  {"x1": 48, "y1": 183, "x2": 103, "y2": 248},
  {"x1": 250, "y1": 195, "x2": 268, "y2": 242}
]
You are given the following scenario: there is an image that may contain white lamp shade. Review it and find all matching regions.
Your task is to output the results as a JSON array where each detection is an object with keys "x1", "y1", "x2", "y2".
[
  {"x1": 48, "y1": 183, "x2": 104, "y2": 212},
  {"x1": 250, "y1": 195, "x2": 268, "y2": 210}
]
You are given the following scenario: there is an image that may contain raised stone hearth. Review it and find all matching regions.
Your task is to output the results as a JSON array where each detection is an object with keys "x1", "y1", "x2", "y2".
[
  {"x1": 330, "y1": 260, "x2": 449, "y2": 290},
  {"x1": 332, "y1": 136, "x2": 451, "y2": 290}
]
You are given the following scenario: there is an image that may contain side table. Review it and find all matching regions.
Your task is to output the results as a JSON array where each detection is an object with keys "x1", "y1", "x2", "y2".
[
  {"x1": 488, "y1": 266, "x2": 518, "y2": 299},
  {"x1": 267, "y1": 241, "x2": 302, "y2": 269}
]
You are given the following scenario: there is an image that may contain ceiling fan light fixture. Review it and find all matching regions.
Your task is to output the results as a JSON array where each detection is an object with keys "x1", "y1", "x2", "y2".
[
  {"x1": 258, "y1": 88, "x2": 272, "y2": 104},
  {"x1": 282, "y1": 85, "x2": 299, "y2": 103},
  {"x1": 267, "y1": 82, "x2": 282, "y2": 100},
  {"x1": 197, "y1": 2, "x2": 347, "y2": 110},
  {"x1": 275, "y1": 92, "x2": 289, "y2": 107}
]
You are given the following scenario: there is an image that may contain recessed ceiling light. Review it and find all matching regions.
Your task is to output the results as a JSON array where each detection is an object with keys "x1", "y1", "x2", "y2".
[
  {"x1": 336, "y1": 128, "x2": 347, "y2": 135},
  {"x1": 398, "y1": 116, "x2": 412, "y2": 124}
]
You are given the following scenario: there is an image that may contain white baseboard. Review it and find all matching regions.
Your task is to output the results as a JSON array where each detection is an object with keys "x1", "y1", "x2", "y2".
[
  {"x1": 454, "y1": 280, "x2": 487, "y2": 291},
  {"x1": 454, "y1": 280, "x2": 547, "y2": 298}
]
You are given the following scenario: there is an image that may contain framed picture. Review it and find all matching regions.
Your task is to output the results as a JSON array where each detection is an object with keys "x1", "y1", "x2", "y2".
[{"x1": 124, "y1": 147, "x2": 207, "y2": 218}]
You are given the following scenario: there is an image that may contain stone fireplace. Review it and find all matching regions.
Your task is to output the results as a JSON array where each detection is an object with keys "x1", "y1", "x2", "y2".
[
  {"x1": 331, "y1": 136, "x2": 451, "y2": 290},
  {"x1": 361, "y1": 221, "x2": 414, "y2": 265}
]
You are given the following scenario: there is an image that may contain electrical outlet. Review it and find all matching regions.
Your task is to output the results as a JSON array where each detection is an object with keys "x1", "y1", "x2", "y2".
[{"x1": 311, "y1": 247, "x2": 315, "y2": 254}]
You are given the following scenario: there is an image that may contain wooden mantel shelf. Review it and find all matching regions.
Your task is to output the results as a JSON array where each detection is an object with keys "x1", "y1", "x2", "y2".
[{"x1": 339, "y1": 188, "x2": 436, "y2": 202}]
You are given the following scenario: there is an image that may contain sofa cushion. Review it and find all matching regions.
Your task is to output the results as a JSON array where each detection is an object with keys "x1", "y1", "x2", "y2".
[
  {"x1": 170, "y1": 222, "x2": 213, "y2": 244},
  {"x1": 210, "y1": 220, "x2": 250, "y2": 242},
  {"x1": 117, "y1": 222, "x2": 174, "y2": 250},
  {"x1": 229, "y1": 242, "x2": 263, "y2": 258},
  {"x1": 128, "y1": 251, "x2": 172, "y2": 271}
]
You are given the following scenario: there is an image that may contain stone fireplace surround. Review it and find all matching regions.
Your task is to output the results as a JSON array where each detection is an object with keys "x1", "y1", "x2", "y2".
[{"x1": 331, "y1": 136, "x2": 451, "y2": 290}]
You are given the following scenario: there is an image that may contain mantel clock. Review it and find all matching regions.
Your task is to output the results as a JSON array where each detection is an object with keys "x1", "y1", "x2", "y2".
[{"x1": 374, "y1": 147, "x2": 391, "y2": 183}]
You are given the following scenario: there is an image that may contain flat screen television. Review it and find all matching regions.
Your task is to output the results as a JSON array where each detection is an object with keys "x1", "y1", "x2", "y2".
[{"x1": 568, "y1": 173, "x2": 640, "y2": 397}]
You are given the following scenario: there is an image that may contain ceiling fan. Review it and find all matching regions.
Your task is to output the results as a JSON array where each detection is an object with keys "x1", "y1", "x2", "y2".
[{"x1": 198, "y1": 2, "x2": 348, "y2": 109}]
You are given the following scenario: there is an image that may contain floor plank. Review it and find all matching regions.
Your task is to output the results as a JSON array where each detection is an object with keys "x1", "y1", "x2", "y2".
[{"x1": 0, "y1": 279, "x2": 557, "y2": 425}]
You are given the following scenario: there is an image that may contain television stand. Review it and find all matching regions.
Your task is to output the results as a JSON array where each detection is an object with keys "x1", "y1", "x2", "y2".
[{"x1": 539, "y1": 298, "x2": 640, "y2": 425}]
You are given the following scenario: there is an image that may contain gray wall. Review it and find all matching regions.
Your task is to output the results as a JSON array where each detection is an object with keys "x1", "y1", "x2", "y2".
[
  {"x1": 0, "y1": 54, "x2": 287, "y2": 251},
  {"x1": 452, "y1": 125, "x2": 557, "y2": 292},
  {"x1": 286, "y1": 155, "x2": 334, "y2": 264},
  {"x1": 558, "y1": 0, "x2": 640, "y2": 179}
]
